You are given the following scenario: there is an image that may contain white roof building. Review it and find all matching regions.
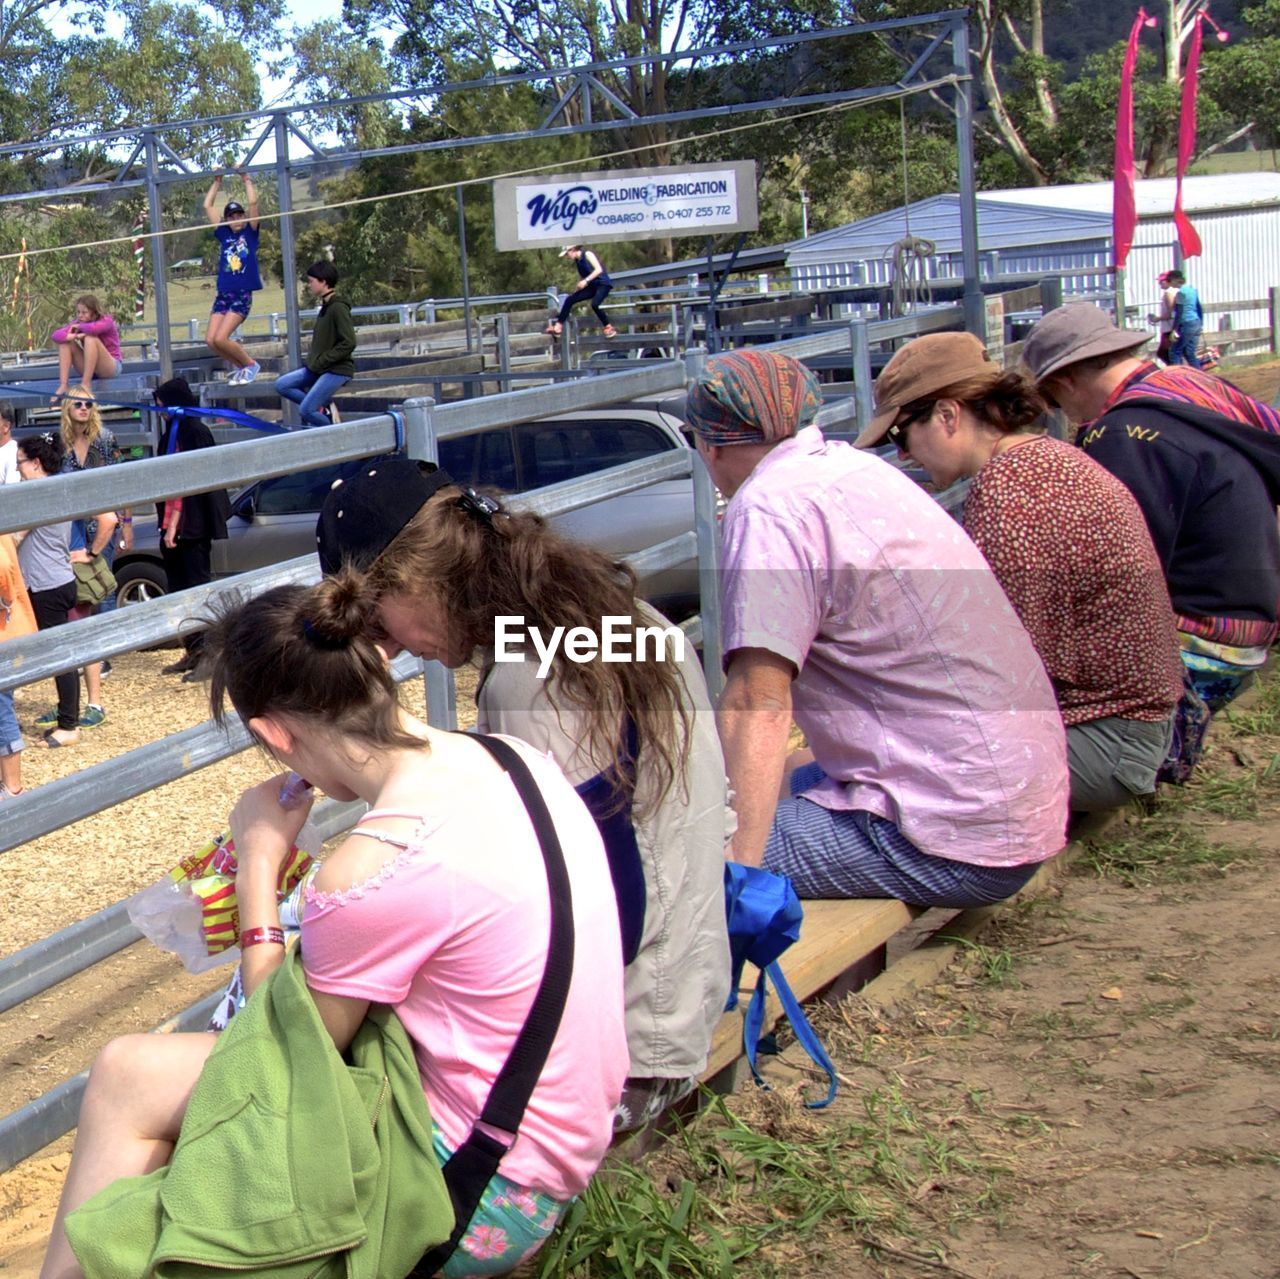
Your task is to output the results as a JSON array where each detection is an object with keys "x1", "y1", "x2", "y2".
[{"x1": 787, "y1": 173, "x2": 1280, "y2": 353}]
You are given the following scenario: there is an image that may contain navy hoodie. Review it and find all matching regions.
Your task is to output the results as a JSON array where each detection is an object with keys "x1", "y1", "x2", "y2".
[{"x1": 1077, "y1": 395, "x2": 1280, "y2": 632}]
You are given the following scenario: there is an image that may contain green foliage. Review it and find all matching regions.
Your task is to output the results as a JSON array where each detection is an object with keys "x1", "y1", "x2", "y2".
[{"x1": 0, "y1": 207, "x2": 137, "y2": 352}]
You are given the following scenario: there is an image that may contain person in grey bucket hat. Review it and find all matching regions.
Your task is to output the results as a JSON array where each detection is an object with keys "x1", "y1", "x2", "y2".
[{"x1": 1020, "y1": 302, "x2": 1150, "y2": 420}]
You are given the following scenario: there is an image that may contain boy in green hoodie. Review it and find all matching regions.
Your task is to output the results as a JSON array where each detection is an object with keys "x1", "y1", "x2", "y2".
[{"x1": 275, "y1": 261, "x2": 357, "y2": 426}]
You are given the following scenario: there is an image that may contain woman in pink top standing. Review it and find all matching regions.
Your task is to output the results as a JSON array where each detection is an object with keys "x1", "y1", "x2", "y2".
[
  {"x1": 51, "y1": 295, "x2": 122, "y2": 402},
  {"x1": 39, "y1": 574, "x2": 628, "y2": 1279}
]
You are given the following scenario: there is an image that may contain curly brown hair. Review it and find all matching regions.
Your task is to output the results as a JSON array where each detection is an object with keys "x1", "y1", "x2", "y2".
[
  {"x1": 205, "y1": 576, "x2": 422, "y2": 754},
  {"x1": 365, "y1": 486, "x2": 693, "y2": 815}
]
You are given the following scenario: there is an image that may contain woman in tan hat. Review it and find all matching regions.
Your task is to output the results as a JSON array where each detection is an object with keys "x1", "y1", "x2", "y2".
[{"x1": 861, "y1": 332, "x2": 1184, "y2": 814}]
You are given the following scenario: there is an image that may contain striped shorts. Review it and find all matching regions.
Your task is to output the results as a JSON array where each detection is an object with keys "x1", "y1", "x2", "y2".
[{"x1": 764, "y1": 763, "x2": 1039, "y2": 908}]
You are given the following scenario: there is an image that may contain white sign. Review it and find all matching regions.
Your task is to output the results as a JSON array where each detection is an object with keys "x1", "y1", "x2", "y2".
[{"x1": 493, "y1": 161, "x2": 758, "y2": 250}]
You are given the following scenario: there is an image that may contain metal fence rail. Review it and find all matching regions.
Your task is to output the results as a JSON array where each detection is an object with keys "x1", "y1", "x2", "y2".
[{"x1": 0, "y1": 303, "x2": 967, "y2": 1176}]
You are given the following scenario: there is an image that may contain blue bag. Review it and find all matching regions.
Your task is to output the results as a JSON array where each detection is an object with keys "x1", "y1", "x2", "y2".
[{"x1": 724, "y1": 862, "x2": 838, "y2": 1108}]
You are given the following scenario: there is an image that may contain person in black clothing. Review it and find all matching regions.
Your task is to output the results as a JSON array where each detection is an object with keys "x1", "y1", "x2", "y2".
[
  {"x1": 1022, "y1": 303, "x2": 1280, "y2": 780},
  {"x1": 154, "y1": 378, "x2": 231, "y2": 679},
  {"x1": 545, "y1": 245, "x2": 616, "y2": 338}
]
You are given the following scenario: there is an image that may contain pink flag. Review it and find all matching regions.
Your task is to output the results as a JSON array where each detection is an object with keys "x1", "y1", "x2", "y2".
[
  {"x1": 1112, "y1": 9, "x2": 1149, "y2": 269},
  {"x1": 1174, "y1": 14, "x2": 1204, "y2": 258}
]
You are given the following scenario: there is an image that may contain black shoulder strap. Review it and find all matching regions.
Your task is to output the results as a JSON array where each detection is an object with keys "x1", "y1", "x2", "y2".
[{"x1": 413, "y1": 734, "x2": 576, "y2": 1275}]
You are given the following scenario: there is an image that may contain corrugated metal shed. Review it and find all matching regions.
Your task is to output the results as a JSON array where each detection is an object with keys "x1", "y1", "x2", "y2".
[{"x1": 789, "y1": 174, "x2": 1280, "y2": 352}]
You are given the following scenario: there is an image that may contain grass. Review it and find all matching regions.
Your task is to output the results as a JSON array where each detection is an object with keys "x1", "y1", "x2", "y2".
[
  {"x1": 1080, "y1": 815, "x2": 1253, "y2": 887},
  {"x1": 534, "y1": 1088, "x2": 1014, "y2": 1278},
  {"x1": 1223, "y1": 672, "x2": 1280, "y2": 738},
  {"x1": 941, "y1": 936, "x2": 1020, "y2": 987}
]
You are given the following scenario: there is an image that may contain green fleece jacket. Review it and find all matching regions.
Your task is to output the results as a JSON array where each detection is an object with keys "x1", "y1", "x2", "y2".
[
  {"x1": 306, "y1": 292, "x2": 357, "y2": 377},
  {"x1": 65, "y1": 947, "x2": 453, "y2": 1279}
]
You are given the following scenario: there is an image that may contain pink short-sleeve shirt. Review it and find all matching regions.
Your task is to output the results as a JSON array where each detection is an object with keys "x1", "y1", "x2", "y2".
[
  {"x1": 301, "y1": 738, "x2": 629, "y2": 1200},
  {"x1": 720, "y1": 428, "x2": 1068, "y2": 868}
]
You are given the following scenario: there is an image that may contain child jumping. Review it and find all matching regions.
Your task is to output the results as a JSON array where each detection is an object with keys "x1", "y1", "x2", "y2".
[
  {"x1": 204, "y1": 169, "x2": 263, "y2": 385},
  {"x1": 545, "y1": 245, "x2": 615, "y2": 338}
]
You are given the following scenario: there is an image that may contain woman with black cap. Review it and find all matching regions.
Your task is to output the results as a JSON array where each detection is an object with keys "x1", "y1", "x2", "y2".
[
  {"x1": 315, "y1": 459, "x2": 730, "y2": 1131},
  {"x1": 153, "y1": 378, "x2": 231, "y2": 678},
  {"x1": 203, "y1": 169, "x2": 263, "y2": 386}
]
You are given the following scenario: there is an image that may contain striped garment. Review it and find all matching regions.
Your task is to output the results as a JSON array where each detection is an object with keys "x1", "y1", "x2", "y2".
[{"x1": 1112, "y1": 361, "x2": 1280, "y2": 435}]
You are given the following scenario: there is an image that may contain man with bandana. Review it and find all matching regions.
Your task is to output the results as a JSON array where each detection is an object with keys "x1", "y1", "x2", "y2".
[{"x1": 686, "y1": 348, "x2": 1067, "y2": 907}]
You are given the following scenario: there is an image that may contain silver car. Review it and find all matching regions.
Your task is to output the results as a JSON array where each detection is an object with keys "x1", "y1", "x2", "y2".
[{"x1": 113, "y1": 406, "x2": 701, "y2": 618}]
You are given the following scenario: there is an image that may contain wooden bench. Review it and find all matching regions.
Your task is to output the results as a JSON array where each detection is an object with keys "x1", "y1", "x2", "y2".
[{"x1": 701, "y1": 897, "x2": 919, "y2": 1087}]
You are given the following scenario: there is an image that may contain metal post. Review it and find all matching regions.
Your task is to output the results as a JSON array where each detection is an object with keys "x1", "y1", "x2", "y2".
[
  {"x1": 273, "y1": 115, "x2": 302, "y2": 373},
  {"x1": 1114, "y1": 264, "x2": 1128, "y2": 327},
  {"x1": 684, "y1": 346, "x2": 724, "y2": 701},
  {"x1": 1270, "y1": 285, "x2": 1280, "y2": 354},
  {"x1": 951, "y1": 16, "x2": 985, "y2": 341},
  {"x1": 457, "y1": 186, "x2": 473, "y2": 355},
  {"x1": 850, "y1": 318, "x2": 874, "y2": 434},
  {"x1": 496, "y1": 312, "x2": 511, "y2": 393},
  {"x1": 141, "y1": 132, "x2": 173, "y2": 380},
  {"x1": 401, "y1": 396, "x2": 457, "y2": 730},
  {"x1": 187, "y1": 318, "x2": 199, "y2": 341}
]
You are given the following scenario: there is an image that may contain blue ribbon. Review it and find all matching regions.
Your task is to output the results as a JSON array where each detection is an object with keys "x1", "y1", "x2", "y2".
[{"x1": 0, "y1": 382, "x2": 292, "y2": 438}]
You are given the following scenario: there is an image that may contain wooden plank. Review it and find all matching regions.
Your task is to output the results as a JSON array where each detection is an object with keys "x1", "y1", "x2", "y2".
[
  {"x1": 715, "y1": 295, "x2": 815, "y2": 326},
  {"x1": 702, "y1": 896, "x2": 917, "y2": 1081},
  {"x1": 1203, "y1": 299, "x2": 1270, "y2": 313}
]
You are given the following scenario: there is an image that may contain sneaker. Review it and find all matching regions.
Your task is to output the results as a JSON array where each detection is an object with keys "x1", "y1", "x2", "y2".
[
  {"x1": 78, "y1": 704, "x2": 107, "y2": 729},
  {"x1": 101, "y1": 659, "x2": 112, "y2": 680},
  {"x1": 0, "y1": 784, "x2": 24, "y2": 800},
  {"x1": 240, "y1": 361, "x2": 261, "y2": 385},
  {"x1": 34, "y1": 707, "x2": 57, "y2": 729}
]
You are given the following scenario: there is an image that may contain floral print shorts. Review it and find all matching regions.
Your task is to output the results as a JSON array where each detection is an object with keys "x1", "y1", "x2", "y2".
[{"x1": 433, "y1": 1128, "x2": 570, "y2": 1277}]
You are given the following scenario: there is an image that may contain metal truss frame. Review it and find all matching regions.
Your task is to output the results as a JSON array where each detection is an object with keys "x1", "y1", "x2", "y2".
[{"x1": 0, "y1": 10, "x2": 981, "y2": 375}]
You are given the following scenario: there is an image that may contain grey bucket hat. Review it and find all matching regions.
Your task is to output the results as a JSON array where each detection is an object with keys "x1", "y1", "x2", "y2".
[{"x1": 1021, "y1": 302, "x2": 1150, "y2": 384}]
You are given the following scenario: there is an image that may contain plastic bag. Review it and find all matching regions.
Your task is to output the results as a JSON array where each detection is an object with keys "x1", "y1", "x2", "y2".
[{"x1": 126, "y1": 776, "x2": 320, "y2": 973}]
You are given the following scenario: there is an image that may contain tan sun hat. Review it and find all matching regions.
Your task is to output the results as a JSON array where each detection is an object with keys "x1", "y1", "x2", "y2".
[
  {"x1": 558, "y1": 245, "x2": 582, "y2": 257},
  {"x1": 1020, "y1": 302, "x2": 1150, "y2": 385},
  {"x1": 855, "y1": 331, "x2": 996, "y2": 448}
]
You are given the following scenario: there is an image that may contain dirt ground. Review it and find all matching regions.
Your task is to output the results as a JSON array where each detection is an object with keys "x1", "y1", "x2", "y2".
[{"x1": 2, "y1": 359, "x2": 1279, "y2": 1276}]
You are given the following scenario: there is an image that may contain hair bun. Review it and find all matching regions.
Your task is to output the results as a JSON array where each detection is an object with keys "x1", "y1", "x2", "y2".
[{"x1": 303, "y1": 569, "x2": 373, "y2": 648}]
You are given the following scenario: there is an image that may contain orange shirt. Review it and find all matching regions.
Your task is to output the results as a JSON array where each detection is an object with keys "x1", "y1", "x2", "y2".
[{"x1": 0, "y1": 533, "x2": 37, "y2": 641}]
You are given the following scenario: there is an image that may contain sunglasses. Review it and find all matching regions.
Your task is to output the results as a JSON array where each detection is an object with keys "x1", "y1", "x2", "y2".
[
  {"x1": 69, "y1": 399, "x2": 94, "y2": 409},
  {"x1": 885, "y1": 402, "x2": 934, "y2": 450}
]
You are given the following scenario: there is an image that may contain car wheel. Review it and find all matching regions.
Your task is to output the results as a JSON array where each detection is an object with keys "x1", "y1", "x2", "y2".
[{"x1": 114, "y1": 559, "x2": 169, "y2": 606}]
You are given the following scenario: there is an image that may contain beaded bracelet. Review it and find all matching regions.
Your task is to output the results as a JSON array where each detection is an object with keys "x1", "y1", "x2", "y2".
[{"x1": 240, "y1": 925, "x2": 286, "y2": 949}]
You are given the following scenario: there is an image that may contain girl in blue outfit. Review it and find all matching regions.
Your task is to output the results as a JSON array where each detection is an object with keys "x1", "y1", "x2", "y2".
[
  {"x1": 204, "y1": 169, "x2": 263, "y2": 385},
  {"x1": 545, "y1": 245, "x2": 615, "y2": 338}
]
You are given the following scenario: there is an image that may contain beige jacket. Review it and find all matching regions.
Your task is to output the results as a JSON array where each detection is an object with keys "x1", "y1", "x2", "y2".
[{"x1": 476, "y1": 617, "x2": 731, "y2": 1080}]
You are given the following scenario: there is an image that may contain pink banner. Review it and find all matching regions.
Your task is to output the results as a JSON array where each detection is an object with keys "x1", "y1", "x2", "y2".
[
  {"x1": 1174, "y1": 14, "x2": 1204, "y2": 258},
  {"x1": 1112, "y1": 9, "x2": 1149, "y2": 269}
]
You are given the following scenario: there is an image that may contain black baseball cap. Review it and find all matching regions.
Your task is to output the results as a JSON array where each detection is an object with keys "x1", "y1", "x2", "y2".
[
  {"x1": 316, "y1": 458, "x2": 458, "y2": 575},
  {"x1": 223, "y1": 201, "x2": 246, "y2": 218}
]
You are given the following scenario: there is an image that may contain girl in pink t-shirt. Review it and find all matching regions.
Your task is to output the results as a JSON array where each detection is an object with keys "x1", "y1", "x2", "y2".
[
  {"x1": 50, "y1": 294, "x2": 122, "y2": 402},
  {"x1": 40, "y1": 574, "x2": 627, "y2": 1279}
]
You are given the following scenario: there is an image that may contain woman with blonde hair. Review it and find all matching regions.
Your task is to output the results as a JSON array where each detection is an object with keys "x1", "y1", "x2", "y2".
[
  {"x1": 51, "y1": 295, "x2": 122, "y2": 402},
  {"x1": 57, "y1": 392, "x2": 125, "y2": 725},
  {"x1": 316, "y1": 459, "x2": 730, "y2": 1130}
]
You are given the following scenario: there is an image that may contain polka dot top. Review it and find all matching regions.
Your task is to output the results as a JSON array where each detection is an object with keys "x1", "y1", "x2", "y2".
[{"x1": 964, "y1": 435, "x2": 1184, "y2": 727}]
